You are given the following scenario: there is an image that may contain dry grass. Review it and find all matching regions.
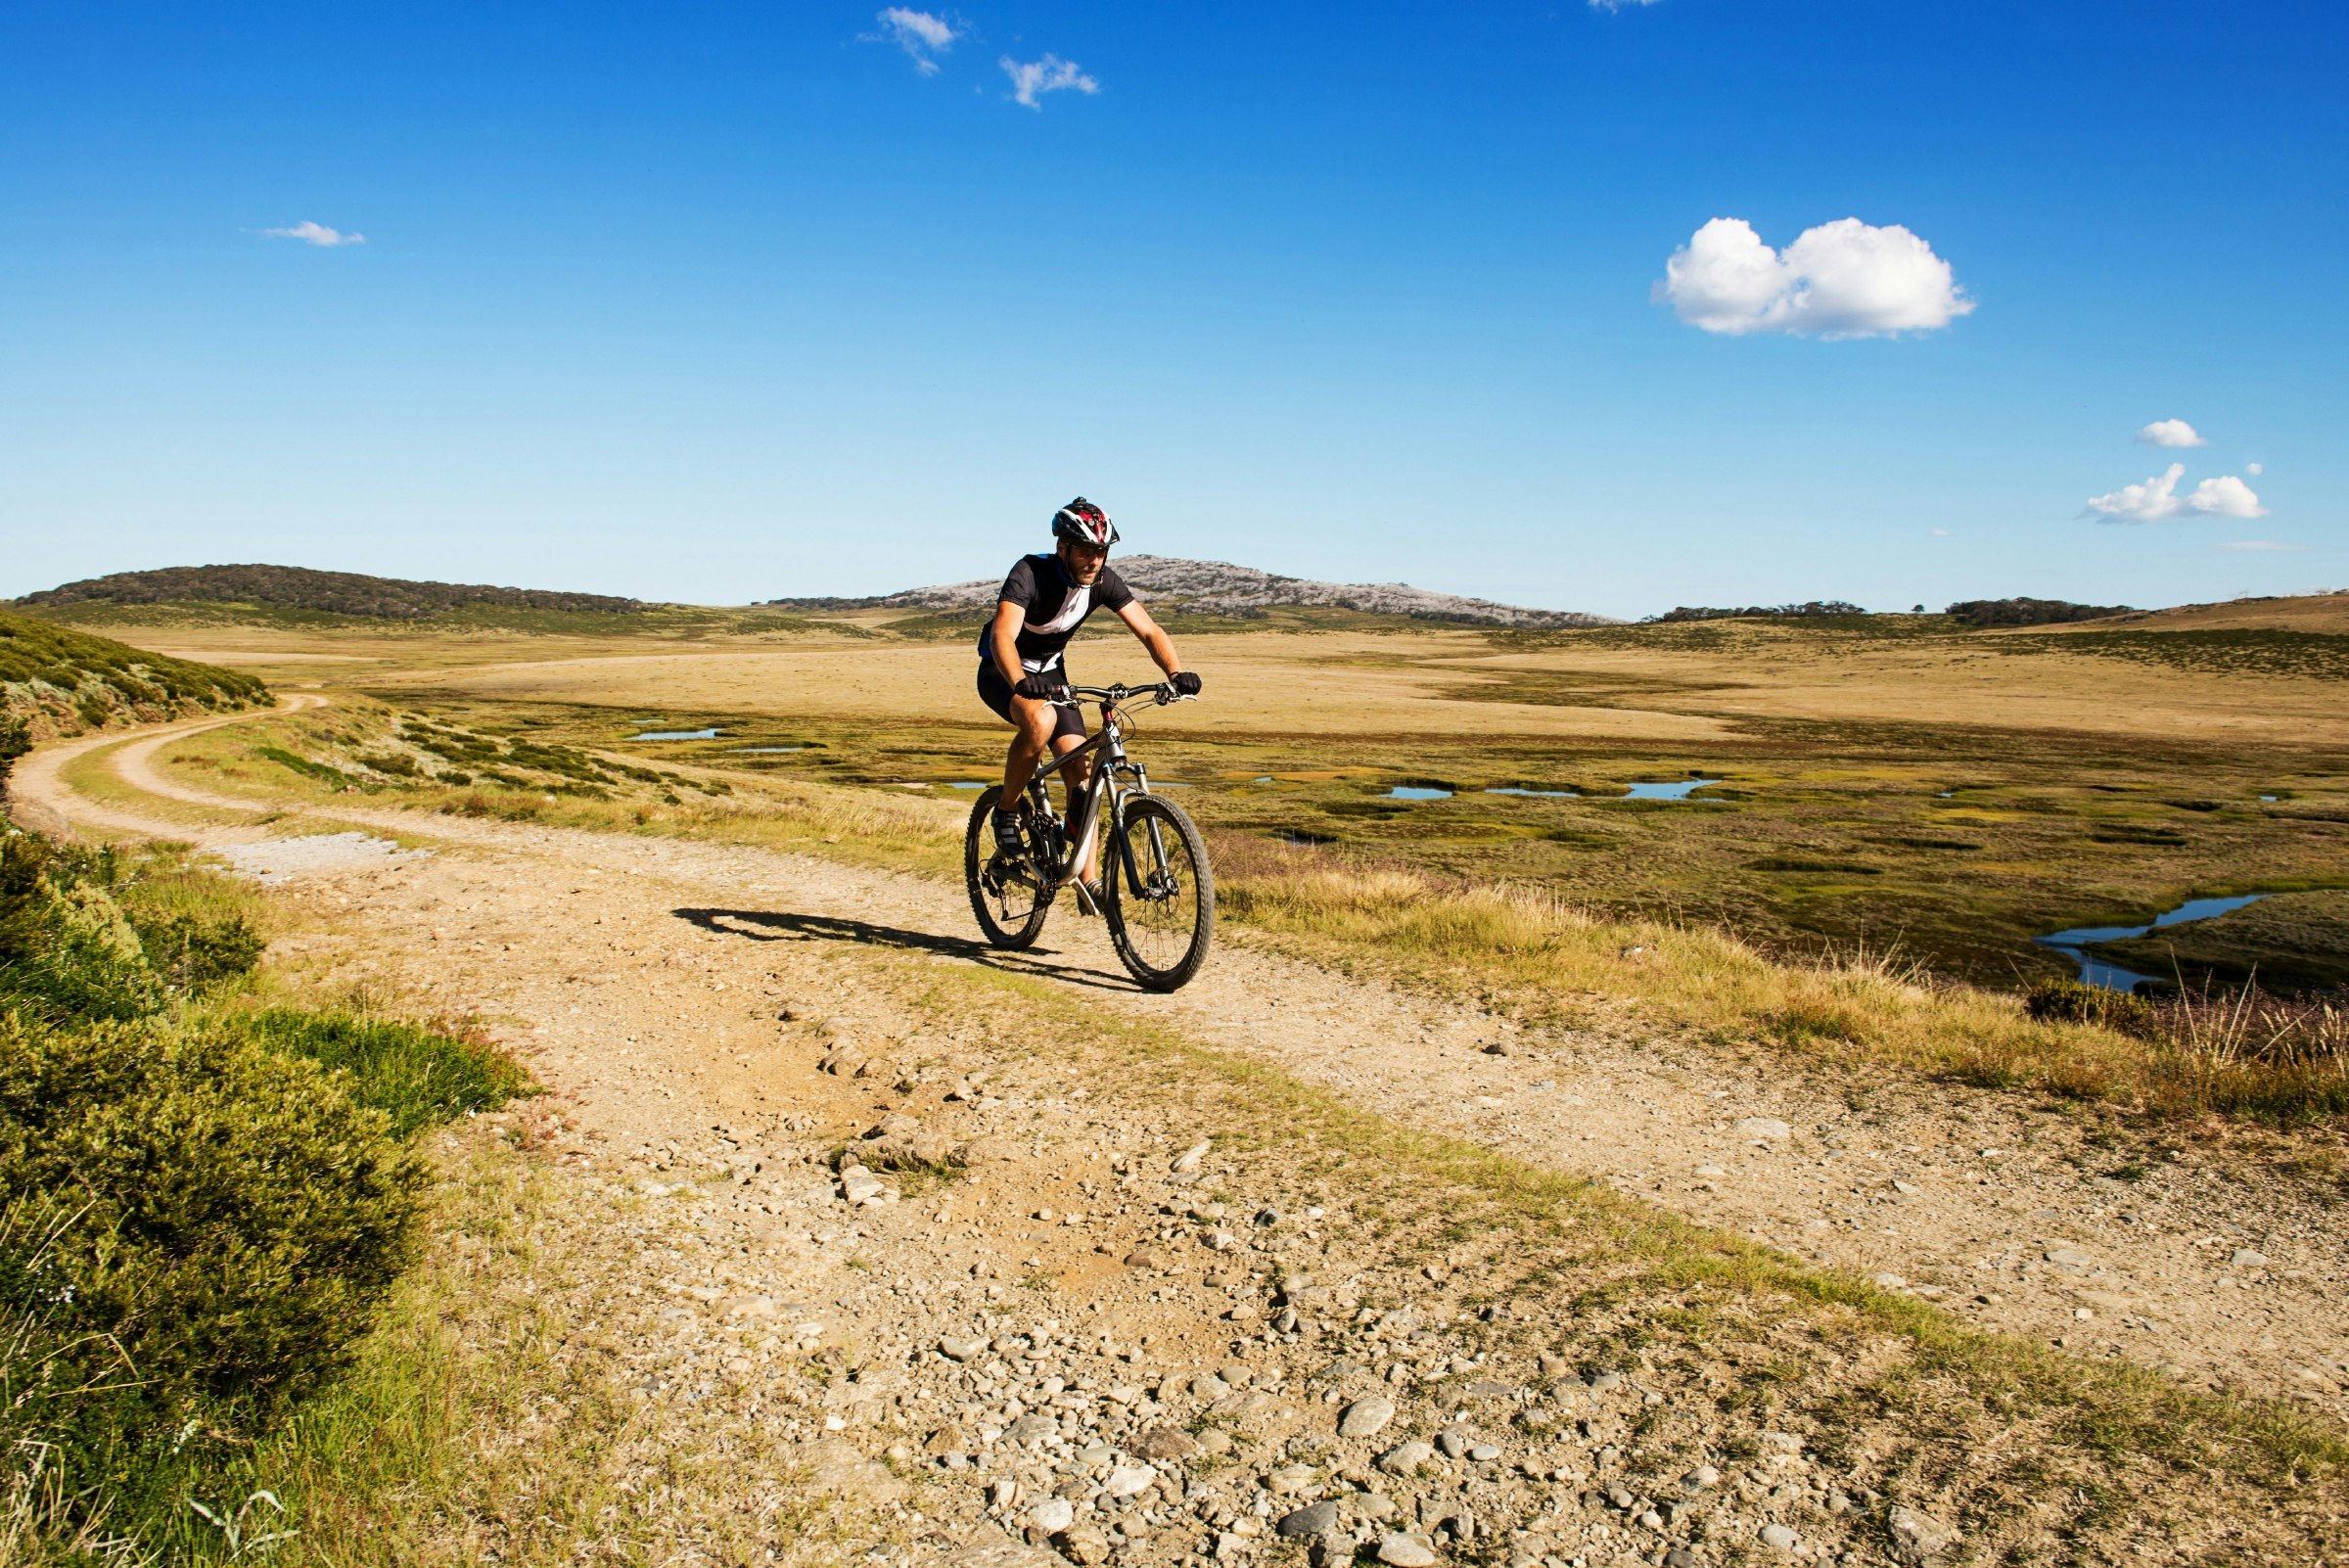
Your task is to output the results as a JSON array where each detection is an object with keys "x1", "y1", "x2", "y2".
[
  {"x1": 1211, "y1": 836, "x2": 2349, "y2": 1125},
  {"x1": 374, "y1": 615, "x2": 2345, "y2": 746}
]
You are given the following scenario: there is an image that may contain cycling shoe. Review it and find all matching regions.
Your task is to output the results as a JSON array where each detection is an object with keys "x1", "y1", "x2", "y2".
[{"x1": 990, "y1": 807, "x2": 1027, "y2": 856}]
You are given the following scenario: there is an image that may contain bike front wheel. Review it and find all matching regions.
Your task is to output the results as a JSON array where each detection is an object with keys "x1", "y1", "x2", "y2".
[
  {"x1": 964, "y1": 785, "x2": 1055, "y2": 948},
  {"x1": 1104, "y1": 793, "x2": 1214, "y2": 992}
]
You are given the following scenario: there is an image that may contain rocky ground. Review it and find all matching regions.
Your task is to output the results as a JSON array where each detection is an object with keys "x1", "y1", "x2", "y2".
[{"x1": 13, "y1": 704, "x2": 2348, "y2": 1566}]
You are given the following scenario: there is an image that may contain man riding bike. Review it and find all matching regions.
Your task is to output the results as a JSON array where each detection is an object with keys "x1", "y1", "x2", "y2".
[{"x1": 977, "y1": 497, "x2": 1200, "y2": 911}]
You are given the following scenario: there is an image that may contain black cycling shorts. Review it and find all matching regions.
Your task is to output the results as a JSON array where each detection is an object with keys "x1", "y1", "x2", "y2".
[{"x1": 977, "y1": 663, "x2": 1086, "y2": 741}]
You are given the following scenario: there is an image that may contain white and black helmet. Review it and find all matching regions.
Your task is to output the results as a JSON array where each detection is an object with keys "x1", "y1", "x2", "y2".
[{"x1": 1051, "y1": 496, "x2": 1119, "y2": 548}]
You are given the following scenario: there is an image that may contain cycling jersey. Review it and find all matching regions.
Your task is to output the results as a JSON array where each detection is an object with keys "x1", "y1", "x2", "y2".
[{"x1": 978, "y1": 553, "x2": 1135, "y2": 673}]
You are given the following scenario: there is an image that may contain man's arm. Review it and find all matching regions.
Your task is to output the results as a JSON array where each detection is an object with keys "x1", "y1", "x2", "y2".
[
  {"x1": 1116, "y1": 600, "x2": 1184, "y2": 678},
  {"x1": 990, "y1": 600, "x2": 1031, "y2": 687}
]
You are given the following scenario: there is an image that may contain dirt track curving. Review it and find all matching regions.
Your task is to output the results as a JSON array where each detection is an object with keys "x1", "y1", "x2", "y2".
[{"x1": 11, "y1": 700, "x2": 2349, "y2": 1562}]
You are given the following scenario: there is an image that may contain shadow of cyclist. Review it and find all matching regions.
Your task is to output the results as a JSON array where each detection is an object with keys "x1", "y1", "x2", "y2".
[{"x1": 670, "y1": 906, "x2": 1142, "y2": 993}]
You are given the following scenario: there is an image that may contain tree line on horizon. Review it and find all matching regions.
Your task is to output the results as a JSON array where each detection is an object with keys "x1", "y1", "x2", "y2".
[{"x1": 1651, "y1": 596, "x2": 2135, "y2": 626}]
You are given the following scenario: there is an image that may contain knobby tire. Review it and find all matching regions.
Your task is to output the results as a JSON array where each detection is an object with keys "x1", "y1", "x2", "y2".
[{"x1": 1104, "y1": 793, "x2": 1214, "y2": 992}]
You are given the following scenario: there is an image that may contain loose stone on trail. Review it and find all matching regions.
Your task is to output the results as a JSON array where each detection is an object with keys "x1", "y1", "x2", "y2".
[
  {"x1": 1377, "y1": 1533, "x2": 1440, "y2": 1567},
  {"x1": 1132, "y1": 1427, "x2": 1197, "y2": 1459},
  {"x1": 1379, "y1": 1440, "x2": 1434, "y2": 1473},
  {"x1": 1277, "y1": 1501, "x2": 1341, "y2": 1539}
]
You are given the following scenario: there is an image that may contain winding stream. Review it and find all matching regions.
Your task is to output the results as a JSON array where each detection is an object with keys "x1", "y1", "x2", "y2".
[{"x1": 2034, "y1": 894, "x2": 2271, "y2": 992}]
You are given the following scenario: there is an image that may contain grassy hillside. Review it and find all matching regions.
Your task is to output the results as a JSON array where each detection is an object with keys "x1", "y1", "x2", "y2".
[
  {"x1": 0, "y1": 610, "x2": 269, "y2": 747},
  {"x1": 12, "y1": 563, "x2": 642, "y2": 619},
  {"x1": 23, "y1": 595, "x2": 862, "y2": 639}
]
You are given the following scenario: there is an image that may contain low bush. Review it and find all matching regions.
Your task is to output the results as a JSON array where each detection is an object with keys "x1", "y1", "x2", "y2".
[
  {"x1": 2026, "y1": 975, "x2": 2159, "y2": 1036},
  {"x1": 0, "y1": 833, "x2": 159, "y2": 1024},
  {"x1": 0, "y1": 1013, "x2": 429, "y2": 1491},
  {"x1": 0, "y1": 821, "x2": 529, "y2": 1549}
]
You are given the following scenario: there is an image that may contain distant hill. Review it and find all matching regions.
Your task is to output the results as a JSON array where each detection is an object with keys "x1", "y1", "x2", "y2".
[
  {"x1": 0, "y1": 610, "x2": 269, "y2": 765},
  {"x1": 2081, "y1": 590, "x2": 2349, "y2": 636},
  {"x1": 11, "y1": 565, "x2": 643, "y2": 621},
  {"x1": 770, "y1": 555, "x2": 1615, "y2": 629}
]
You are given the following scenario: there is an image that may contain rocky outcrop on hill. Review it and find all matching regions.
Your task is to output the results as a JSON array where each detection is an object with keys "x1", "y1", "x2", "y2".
[{"x1": 781, "y1": 557, "x2": 1613, "y2": 629}]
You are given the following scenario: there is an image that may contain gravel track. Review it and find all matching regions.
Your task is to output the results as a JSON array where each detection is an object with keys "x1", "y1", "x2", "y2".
[{"x1": 10, "y1": 701, "x2": 2348, "y2": 1563}]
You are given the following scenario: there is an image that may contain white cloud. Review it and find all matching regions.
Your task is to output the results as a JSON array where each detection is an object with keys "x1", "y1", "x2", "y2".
[
  {"x1": 1929, "y1": 529, "x2": 1952, "y2": 537},
  {"x1": 2084, "y1": 462, "x2": 2269, "y2": 523},
  {"x1": 1002, "y1": 53, "x2": 1097, "y2": 109},
  {"x1": 2188, "y1": 473, "x2": 2268, "y2": 519},
  {"x1": 1589, "y1": 0, "x2": 1664, "y2": 9},
  {"x1": 1654, "y1": 216, "x2": 1973, "y2": 339},
  {"x1": 2137, "y1": 418, "x2": 2204, "y2": 448},
  {"x1": 262, "y1": 220, "x2": 363, "y2": 247},
  {"x1": 2220, "y1": 540, "x2": 2304, "y2": 552},
  {"x1": 2247, "y1": 461, "x2": 2264, "y2": 475},
  {"x1": 872, "y1": 8, "x2": 957, "y2": 75}
]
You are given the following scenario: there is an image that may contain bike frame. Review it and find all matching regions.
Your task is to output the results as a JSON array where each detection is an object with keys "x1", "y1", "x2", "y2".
[{"x1": 1021, "y1": 684, "x2": 1174, "y2": 898}]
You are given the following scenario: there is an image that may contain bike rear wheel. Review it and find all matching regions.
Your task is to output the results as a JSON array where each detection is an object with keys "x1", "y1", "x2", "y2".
[
  {"x1": 964, "y1": 785, "x2": 1056, "y2": 948},
  {"x1": 1104, "y1": 793, "x2": 1214, "y2": 992}
]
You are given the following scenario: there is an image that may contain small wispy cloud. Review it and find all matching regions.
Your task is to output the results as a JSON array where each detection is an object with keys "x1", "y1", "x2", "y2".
[
  {"x1": 2084, "y1": 462, "x2": 2268, "y2": 524},
  {"x1": 2219, "y1": 539, "x2": 2303, "y2": 552},
  {"x1": 870, "y1": 8, "x2": 957, "y2": 75},
  {"x1": 2248, "y1": 461, "x2": 2264, "y2": 476},
  {"x1": 1002, "y1": 53, "x2": 1098, "y2": 109},
  {"x1": 1589, "y1": 0, "x2": 1664, "y2": 9},
  {"x1": 2137, "y1": 418, "x2": 2205, "y2": 448},
  {"x1": 262, "y1": 220, "x2": 364, "y2": 247}
]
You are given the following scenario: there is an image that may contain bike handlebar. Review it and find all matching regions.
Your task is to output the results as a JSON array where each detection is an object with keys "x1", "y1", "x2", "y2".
[{"x1": 1047, "y1": 681, "x2": 1194, "y2": 709}]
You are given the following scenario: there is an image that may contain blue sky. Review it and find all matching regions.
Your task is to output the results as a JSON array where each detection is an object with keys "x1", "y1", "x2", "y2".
[{"x1": 3, "y1": 1, "x2": 2342, "y2": 617}]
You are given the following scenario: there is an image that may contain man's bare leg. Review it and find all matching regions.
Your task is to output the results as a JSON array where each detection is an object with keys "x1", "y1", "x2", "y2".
[{"x1": 1001, "y1": 694, "x2": 1058, "y2": 799}]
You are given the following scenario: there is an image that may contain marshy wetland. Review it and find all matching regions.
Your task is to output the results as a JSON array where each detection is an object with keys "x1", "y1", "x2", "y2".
[{"x1": 97, "y1": 594, "x2": 2349, "y2": 1003}]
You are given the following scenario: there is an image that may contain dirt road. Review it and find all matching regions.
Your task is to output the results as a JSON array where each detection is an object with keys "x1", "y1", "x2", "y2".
[{"x1": 13, "y1": 702, "x2": 2348, "y2": 1563}]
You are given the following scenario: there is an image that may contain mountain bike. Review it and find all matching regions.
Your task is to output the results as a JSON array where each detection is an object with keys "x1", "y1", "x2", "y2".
[{"x1": 962, "y1": 680, "x2": 1214, "y2": 992}]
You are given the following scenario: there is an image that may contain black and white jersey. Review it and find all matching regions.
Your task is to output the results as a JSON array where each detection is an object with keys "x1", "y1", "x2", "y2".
[{"x1": 977, "y1": 553, "x2": 1136, "y2": 673}]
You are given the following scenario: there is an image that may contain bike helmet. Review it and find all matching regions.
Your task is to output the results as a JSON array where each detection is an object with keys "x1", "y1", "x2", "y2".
[{"x1": 1051, "y1": 497, "x2": 1120, "y2": 548}]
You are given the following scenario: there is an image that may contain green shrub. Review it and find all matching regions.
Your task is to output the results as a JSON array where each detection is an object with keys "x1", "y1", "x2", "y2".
[
  {"x1": 252, "y1": 746, "x2": 348, "y2": 788},
  {"x1": 358, "y1": 750, "x2": 419, "y2": 777},
  {"x1": 0, "y1": 820, "x2": 530, "y2": 1547},
  {"x1": 2026, "y1": 976, "x2": 2158, "y2": 1037},
  {"x1": 0, "y1": 833, "x2": 158, "y2": 1025},
  {"x1": 0, "y1": 1013, "x2": 429, "y2": 1488},
  {"x1": 0, "y1": 714, "x2": 28, "y2": 785},
  {"x1": 114, "y1": 864, "x2": 269, "y2": 996}
]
